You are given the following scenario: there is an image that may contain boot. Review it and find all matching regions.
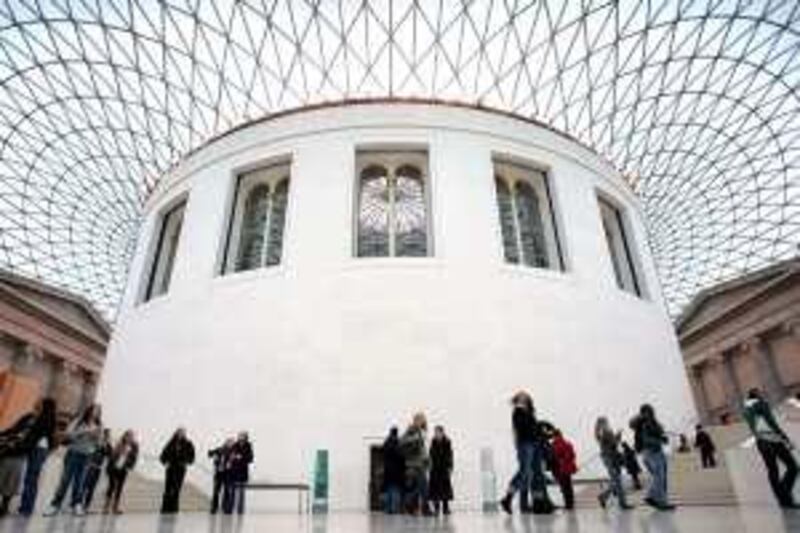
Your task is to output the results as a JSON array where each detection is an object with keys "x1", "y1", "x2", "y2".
[
  {"x1": 500, "y1": 494, "x2": 513, "y2": 515},
  {"x1": 443, "y1": 501, "x2": 451, "y2": 515}
]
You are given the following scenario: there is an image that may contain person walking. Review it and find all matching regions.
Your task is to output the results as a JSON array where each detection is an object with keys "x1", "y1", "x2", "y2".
[
  {"x1": 500, "y1": 391, "x2": 539, "y2": 514},
  {"x1": 630, "y1": 404, "x2": 674, "y2": 510},
  {"x1": 400, "y1": 412, "x2": 431, "y2": 515},
  {"x1": 743, "y1": 388, "x2": 799, "y2": 508},
  {"x1": 694, "y1": 424, "x2": 717, "y2": 469},
  {"x1": 620, "y1": 441, "x2": 642, "y2": 490},
  {"x1": 208, "y1": 437, "x2": 233, "y2": 514},
  {"x1": 595, "y1": 417, "x2": 633, "y2": 510},
  {"x1": 428, "y1": 425, "x2": 453, "y2": 515},
  {"x1": 0, "y1": 403, "x2": 45, "y2": 515},
  {"x1": 550, "y1": 429, "x2": 577, "y2": 510},
  {"x1": 159, "y1": 427, "x2": 195, "y2": 514},
  {"x1": 223, "y1": 431, "x2": 253, "y2": 515},
  {"x1": 381, "y1": 427, "x2": 405, "y2": 514},
  {"x1": 103, "y1": 430, "x2": 138, "y2": 514},
  {"x1": 80, "y1": 428, "x2": 112, "y2": 512},
  {"x1": 18, "y1": 398, "x2": 57, "y2": 516},
  {"x1": 44, "y1": 404, "x2": 103, "y2": 516}
]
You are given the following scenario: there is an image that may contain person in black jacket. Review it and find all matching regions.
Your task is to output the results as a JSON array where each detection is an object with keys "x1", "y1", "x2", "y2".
[
  {"x1": 223, "y1": 431, "x2": 253, "y2": 514},
  {"x1": 630, "y1": 404, "x2": 674, "y2": 510},
  {"x1": 0, "y1": 404, "x2": 42, "y2": 515},
  {"x1": 208, "y1": 437, "x2": 234, "y2": 514},
  {"x1": 18, "y1": 397, "x2": 57, "y2": 516},
  {"x1": 694, "y1": 424, "x2": 717, "y2": 468},
  {"x1": 500, "y1": 391, "x2": 538, "y2": 514},
  {"x1": 159, "y1": 427, "x2": 195, "y2": 514},
  {"x1": 428, "y1": 425, "x2": 453, "y2": 515},
  {"x1": 382, "y1": 427, "x2": 405, "y2": 514}
]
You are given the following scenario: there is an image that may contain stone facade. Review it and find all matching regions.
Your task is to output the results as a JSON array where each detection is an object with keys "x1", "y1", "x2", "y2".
[
  {"x1": 0, "y1": 270, "x2": 109, "y2": 426},
  {"x1": 678, "y1": 258, "x2": 800, "y2": 424}
]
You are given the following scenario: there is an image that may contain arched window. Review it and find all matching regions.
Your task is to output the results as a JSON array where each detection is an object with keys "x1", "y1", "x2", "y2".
[
  {"x1": 224, "y1": 164, "x2": 291, "y2": 274},
  {"x1": 493, "y1": 161, "x2": 562, "y2": 270},
  {"x1": 357, "y1": 165, "x2": 390, "y2": 257},
  {"x1": 356, "y1": 152, "x2": 430, "y2": 257}
]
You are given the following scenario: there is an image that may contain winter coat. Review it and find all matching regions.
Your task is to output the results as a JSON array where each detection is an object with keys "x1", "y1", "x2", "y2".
[
  {"x1": 630, "y1": 415, "x2": 667, "y2": 453},
  {"x1": 551, "y1": 435, "x2": 577, "y2": 479},
  {"x1": 400, "y1": 426, "x2": 428, "y2": 472},
  {"x1": 428, "y1": 436, "x2": 453, "y2": 501},
  {"x1": 160, "y1": 435, "x2": 195, "y2": 470},
  {"x1": 227, "y1": 440, "x2": 254, "y2": 483},
  {"x1": 382, "y1": 434, "x2": 405, "y2": 489},
  {"x1": 0, "y1": 413, "x2": 37, "y2": 457},
  {"x1": 694, "y1": 430, "x2": 715, "y2": 453}
]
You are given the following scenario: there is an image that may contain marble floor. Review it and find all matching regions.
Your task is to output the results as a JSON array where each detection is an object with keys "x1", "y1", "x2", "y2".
[{"x1": 0, "y1": 508, "x2": 797, "y2": 533}]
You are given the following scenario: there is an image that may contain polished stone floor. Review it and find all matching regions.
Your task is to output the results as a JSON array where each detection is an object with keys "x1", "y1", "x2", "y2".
[{"x1": 0, "y1": 508, "x2": 797, "y2": 533}]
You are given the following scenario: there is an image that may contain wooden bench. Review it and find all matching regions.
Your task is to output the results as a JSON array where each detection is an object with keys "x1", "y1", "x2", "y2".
[{"x1": 238, "y1": 482, "x2": 311, "y2": 513}]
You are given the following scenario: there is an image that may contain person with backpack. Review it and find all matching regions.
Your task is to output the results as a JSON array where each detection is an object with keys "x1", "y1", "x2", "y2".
[
  {"x1": 743, "y1": 388, "x2": 799, "y2": 508},
  {"x1": 595, "y1": 417, "x2": 633, "y2": 510},
  {"x1": 630, "y1": 404, "x2": 674, "y2": 510},
  {"x1": 400, "y1": 412, "x2": 431, "y2": 515}
]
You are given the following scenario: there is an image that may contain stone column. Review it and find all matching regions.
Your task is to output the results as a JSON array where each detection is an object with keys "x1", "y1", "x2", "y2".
[
  {"x1": 747, "y1": 335, "x2": 784, "y2": 403},
  {"x1": 720, "y1": 351, "x2": 743, "y2": 416},
  {"x1": 690, "y1": 363, "x2": 711, "y2": 424}
]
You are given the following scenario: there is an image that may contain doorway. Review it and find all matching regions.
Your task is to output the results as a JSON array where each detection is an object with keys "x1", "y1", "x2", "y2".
[{"x1": 368, "y1": 444, "x2": 384, "y2": 511}]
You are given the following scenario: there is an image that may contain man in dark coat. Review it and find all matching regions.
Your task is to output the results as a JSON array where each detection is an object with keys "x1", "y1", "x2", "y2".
[
  {"x1": 382, "y1": 427, "x2": 405, "y2": 514},
  {"x1": 159, "y1": 427, "x2": 195, "y2": 514},
  {"x1": 694, "y1": 424, "x2": 717, "y2": 468},
  {"x1": 428, "y1": 426, "x2": 453, "y2": 515},
  {"x1": 223, "y1": 431, "x2": 253, "y2": 514}
]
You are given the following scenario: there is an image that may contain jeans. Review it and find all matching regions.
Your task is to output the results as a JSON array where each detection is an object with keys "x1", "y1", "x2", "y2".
[
  {"x1": 19, "y1": 447, "x2": 48, "y2": 515},
  {"x1": 756, "y1": 439, "x2": 799, "y2": 507},
  {"x1": 599, "y1": 456, "x2": 627, "y2": 506},
  {"x1": 81, "y1": 465, "x2": 103, "y2": 509},
  {"x1": 222, "y1": 483, "x2": 246, "y2": 514},
  {"x1": 51, "y1": 450, "x2": 90, "y2": 510},
  {"x1": 642, "y1": 448, "x2": 669, "y2": 505},
  {"x1": 510, "y1": 442, "x2": 546, "y2": 496},
  {"x1": 384, "y1": 485, "x2": 402, "y2": 513},
  {"x1": 405, "y1": 467, "x2": 428, "y2": 511}
]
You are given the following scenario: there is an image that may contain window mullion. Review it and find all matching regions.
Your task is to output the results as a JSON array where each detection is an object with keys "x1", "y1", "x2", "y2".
[
  {"x1": 510, "y1": 179, "x2": 524, "y2": 264},
  {"x1": 259, "y1": 184, "x2": 272, "y2": 268},
  {"x1": 388, "y1": 169, "x2": 396, "y2": 257}
]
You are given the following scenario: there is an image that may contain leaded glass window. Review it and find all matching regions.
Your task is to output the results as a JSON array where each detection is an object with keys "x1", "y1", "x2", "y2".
[
  {"x1": 224, "y1": 164, "x2": 291, "y2": 274},
  {"x1": 144, "y1": 199, "x2": 186, "y2": 301},
  {"x1": 356, "y1": 152, "x2": 430, "y2": 257},
  {"x1": 599, "y1": 197, "x2": 642, "y2": 296},
  {"x1": 494, "y1": 161, "x2": 562, "y2": 270}
]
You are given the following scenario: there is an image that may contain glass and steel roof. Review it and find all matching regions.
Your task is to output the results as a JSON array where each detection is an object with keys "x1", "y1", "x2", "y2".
[{"x1": 0, "y1": 1, "x2": 798, "y2": 319}]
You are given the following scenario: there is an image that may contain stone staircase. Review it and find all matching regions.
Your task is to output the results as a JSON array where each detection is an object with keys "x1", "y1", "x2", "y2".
[
  {"x1": 570, "y1": 423, "x2": 751, "y2": 508},
  {"x1": 30, "y1": 451, "x2": 210, "y2": 514}
]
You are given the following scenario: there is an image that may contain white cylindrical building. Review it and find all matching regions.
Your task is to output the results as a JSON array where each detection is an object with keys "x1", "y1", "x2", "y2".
[{"x1": 99, "y1": 101, "x2": 695, "y2": 511}]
